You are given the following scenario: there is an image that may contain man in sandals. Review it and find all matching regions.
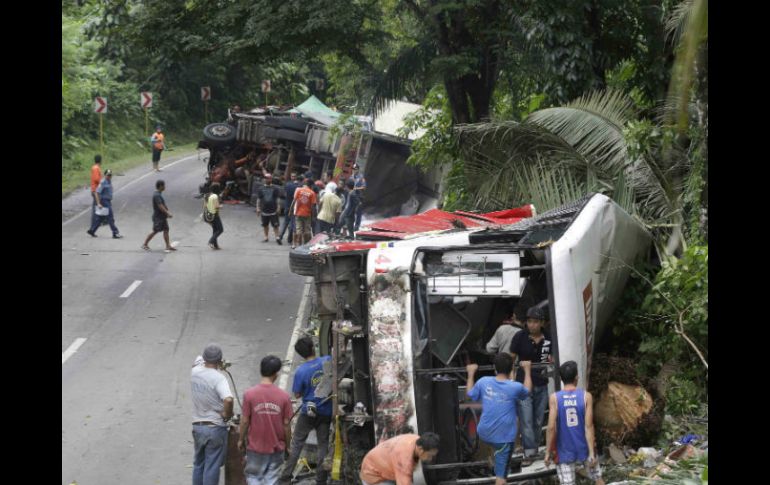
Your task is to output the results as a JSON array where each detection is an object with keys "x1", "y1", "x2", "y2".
[{"x1": 142, "y1": 179, "x2": 176, "y2": 252}]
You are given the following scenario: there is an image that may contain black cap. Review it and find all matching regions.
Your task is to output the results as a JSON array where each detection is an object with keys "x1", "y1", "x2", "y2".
[{"x1": 526, "y1": 305, "x2": 547, "y2": 321}]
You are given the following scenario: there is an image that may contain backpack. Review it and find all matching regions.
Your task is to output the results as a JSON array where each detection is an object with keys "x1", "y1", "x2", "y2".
[{"x1": 203, "y1": 194, "x2": 216, "y2": 223}]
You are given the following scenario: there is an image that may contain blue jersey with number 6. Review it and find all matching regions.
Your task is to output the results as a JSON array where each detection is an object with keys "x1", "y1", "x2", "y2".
[{"x1": 556, "y1": 388, "x2": 589, "y2": 463}]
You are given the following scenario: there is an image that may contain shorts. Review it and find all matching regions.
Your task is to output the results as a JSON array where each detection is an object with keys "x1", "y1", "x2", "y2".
[
  {"x1": 489, "y1": 442, "x2": 514, "y2": 478},
  {"x1": 152, "y1": 217, "x2": 169, "y2": 232},
  {"x1": 152, "y1": 149, "x2": 162, "y2": 162},
  {"x1": 556, "y1": 460, "x2": 602, "y2": 485},
  {"x1": 261, "y1": 214, "x2": 279, "y2": 228}
]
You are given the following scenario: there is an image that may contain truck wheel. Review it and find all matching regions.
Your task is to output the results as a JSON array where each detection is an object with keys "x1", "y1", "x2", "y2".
[
  {"x1": 289, "y1": 245, "x2": 316, "y2": 277},
  {"x1": 203, "y1": 123, "x2": 236, "y2": 146}
]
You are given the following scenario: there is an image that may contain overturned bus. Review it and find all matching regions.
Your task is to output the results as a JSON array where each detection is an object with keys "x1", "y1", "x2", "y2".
[{"x1": 288, "y1": 193, "x2": 651, "y2": 483}]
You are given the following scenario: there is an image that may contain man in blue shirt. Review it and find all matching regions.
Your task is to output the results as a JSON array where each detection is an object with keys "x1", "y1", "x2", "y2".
[
  {"x1": 87, "y1": 170, "x2": 123, "y2": 239},
  {"x1": 279, "y1": 337, "x2": 332, "y2": 485},
  {"x1": 545, "y1": 361, "x2": 604, "y2": 485},
  {"x1": 351, "y1": 164, "x2": 366, "y2": 231},
  {"x1": 277, "y1": 172, "x2": 300, "y2": 245},
  {"x1": 466, "y1": 354, "x2": 532, "y2": 485}
]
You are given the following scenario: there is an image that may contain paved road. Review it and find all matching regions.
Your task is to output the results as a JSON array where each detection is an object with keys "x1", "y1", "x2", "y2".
[{"x1": 62, "y1": 152, "x2": 308, "y2": 485}]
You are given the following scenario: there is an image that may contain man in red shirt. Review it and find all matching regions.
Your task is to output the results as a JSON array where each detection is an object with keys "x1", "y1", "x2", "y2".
[
  {"x1": 238, "y1": 355, "x2": 293, "y2": 484},
  {"x1": 292, "y1": 179, "x2": 317, "y2": 249},
  {"x1": 89, "y1": 154, "x2": 102, "y2": 232},
  {"x1": 360, "y1": 432, "x2": 440, "y2": 485}
]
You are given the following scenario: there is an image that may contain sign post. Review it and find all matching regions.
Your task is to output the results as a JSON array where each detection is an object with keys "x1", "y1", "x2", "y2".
[
  {"x1": 201, "y1": 86, "x2": 211, "y2": 123},
  {"x1": 141, "y1": 92, "x2": 153, "y2": 139},
  {"x1": 261, "y1": 80, "x2": 271, "y2": 107},
  {"x1": 94, "y1": 97, "x2": 108, "y2": 157}
]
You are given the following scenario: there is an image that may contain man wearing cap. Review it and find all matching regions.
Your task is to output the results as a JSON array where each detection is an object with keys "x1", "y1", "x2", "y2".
[
  {"x1": 351, "y1": 164, "x2": 366, "y2": 231},
  {"x1": 151, "y1": 125, "x2": 166, "y2": 172},
  {"x1": 256, "y1": 173, "x2": 282, "y2": 244},
  {"x1": 509, "y1": 305, "x2": 552, "y2": 465},
  {"x1": 87, "y1": 169, "x2": 123, "y2": 239},
  {"x1": 191, "y1": 344, "x2": 234, "y2": 485}
]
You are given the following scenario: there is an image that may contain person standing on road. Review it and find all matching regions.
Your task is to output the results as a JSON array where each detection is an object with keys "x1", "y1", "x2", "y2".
[
  {"x1": 466, "y1": 355, "x2": 532, "y2": 485},
  {"x1": 279, "y1": 337, "x2": 333, "y2": 485},
  {"x1": 292, "y1": 179, "x2": 317, "y2": 249},
  {"x1": 256, "y1": 174, "x2": 282, "y2": 244},
  {"x1": 89, "y1": 154, "x2": 103, "y2": 230},
  {"x1": 87, "y1": 169, "x2": 123, "y2": 239},
  {"x1": 545, "y1": 361, "x2": 605, "y2": 485},
  {"x1": 351, "y1": 164, "x2": 367, "y2": 231},
  {"x1": 277, "y1": 172, "x2": 300, "y2": 246},
  {"x1": 191, "y1": 344, "x2": 234, "y2": 485},
  {"x1": 151, "y1": 125, "x2": 166, "y2": 172},
  {"x1": 359, "y1": 432, "x2": 441, "y2": 485},
  {"x1": 509, "y1": 305, "x2": 552, "y2": 465},
  {"x1": 317, "y1": 182, "x2": 341, "y2": 235},
  {"x1": 142, "y1": 179, "x2": 176, "y2": 251},
  {"x1": 239, "y1": 355, "x2": 293, "y2": 485},
  {"x1": 205, "y1": 183, "x2": 224, "y2": 250},
  {"x1": 339, "y1": 179, "x2": 360, "y2": 239}
]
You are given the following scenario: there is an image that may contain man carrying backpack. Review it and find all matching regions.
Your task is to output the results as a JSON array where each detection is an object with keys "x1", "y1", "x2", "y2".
[{"x1": 256, "y1": 174, "x2": 282, "y2": 244}]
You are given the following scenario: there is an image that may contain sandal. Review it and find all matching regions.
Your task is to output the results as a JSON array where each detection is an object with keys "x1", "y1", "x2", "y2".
[
  {"x1": 141, "y1": 245, "x2": 150, "y2": 251},
  {"x1": 165, "y1": 247, "x2": 177, "y2": 251}
]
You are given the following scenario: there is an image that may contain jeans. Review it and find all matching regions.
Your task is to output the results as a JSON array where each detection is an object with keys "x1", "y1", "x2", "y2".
[
  {"x1": 343, "y1": 215, "x2": 355, "y2": 238},
  {"x1": 209, "y1": 214, "x2": 224, "y2": 247},
  {"x1": 279, "y1": 215, "x2": 295, "y2": 242},
  {"x1": 245, "y1": 450, "x2": 284, "y2": 485},
  {"x1": 517, "y1": 384, "x2": 549, "y2": 457},
  {"x1": 279, "y1": 413, "x2": 331, "y2": 485},
  {"x1": 354, "y1": 205, "x2": 363, "y2": 231},
  {"x1": 192, "y1": 424, "x2": 228, "y2": 485},
  {"x1": 88, "y1": 200, "x2": 119, "y2": 235}
]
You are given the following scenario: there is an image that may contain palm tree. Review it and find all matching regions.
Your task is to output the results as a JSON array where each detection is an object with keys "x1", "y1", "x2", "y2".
[{"x1": 455, "y1": 87, "x2": 700, "y2": 259}]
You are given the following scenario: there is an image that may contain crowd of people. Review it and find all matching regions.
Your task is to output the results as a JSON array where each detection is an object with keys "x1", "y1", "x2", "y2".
[{"x1": 85, "y1": 147, "x2": 367, "y2": 252}]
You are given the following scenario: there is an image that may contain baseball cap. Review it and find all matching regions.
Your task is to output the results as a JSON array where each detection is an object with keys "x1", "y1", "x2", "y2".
[
  {"x1": 526, "y1": 306, "x2": 547, "y2": 321},
  {"x1": 104, "y1": 169, "x2": 113, "y2": 176}
]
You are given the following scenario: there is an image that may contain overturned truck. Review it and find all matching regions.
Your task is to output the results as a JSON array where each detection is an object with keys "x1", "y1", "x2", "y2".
[{"x1": 289, "y1": 193, "x2": 651, "y2": 483}]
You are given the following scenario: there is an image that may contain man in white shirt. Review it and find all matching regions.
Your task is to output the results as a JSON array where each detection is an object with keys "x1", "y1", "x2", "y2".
[{"x1": 191, "y1": 344, "x2": 234, "y2": 485}]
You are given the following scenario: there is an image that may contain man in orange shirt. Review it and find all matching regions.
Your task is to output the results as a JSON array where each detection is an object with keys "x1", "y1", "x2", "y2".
[
  {"x1": 360, "y1": 432, "x2": 440, "y2": 485},
  {"x1": 150, "y1": 125, "x2": 166, "y2": 172},
  {"x1": 292, "y1": 179, "x2": 317, "y2": 249},
  {"x1": 89, "y1": 154, "x2": 103, "y2": 231}
]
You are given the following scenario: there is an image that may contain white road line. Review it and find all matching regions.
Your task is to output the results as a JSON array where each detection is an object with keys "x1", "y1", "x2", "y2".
[
  {"x1": 62, "y1": 338, "x2": 88, "y2": 364},
  {"x1": 120, "y1": 280, "x2": 143, "y2": 298},
  {"x1": 278, "y1": 277, "x2": 313, "y2": 391},
  {"x1": 62, "y1": 154, "x2": 199, "y2": 227}
]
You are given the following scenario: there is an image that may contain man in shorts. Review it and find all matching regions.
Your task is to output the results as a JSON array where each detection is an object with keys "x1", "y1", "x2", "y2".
[
  {"x1": 256, "y1": 174, "x2": 282, "y2": 244},
  {"x1": 466, "y1": 354, "x2": 532, "y2": 485},
  {"x1": 150, "y1": 125, "x2": 166, "y2": 172},
  {"x1": 142, "y1": 180, "x2": 176, "y2": 251},
  {"x1": 545, "y1": 361, "x2": 605, "y2": 485}
]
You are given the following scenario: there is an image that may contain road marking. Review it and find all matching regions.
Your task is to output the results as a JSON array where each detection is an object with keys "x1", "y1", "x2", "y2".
[
  {"x1": 120, "y1": 280, "x2": 143, "y2": 298},
  {"x1": 278, "y1": 277, "x2": 313, "y2": 391},
  {"x1": 62, "y1": 338, "x2": 87, "y2": 364},
  {"x1": 62, "y1": 153, "x2": 200, "y2": 227}
]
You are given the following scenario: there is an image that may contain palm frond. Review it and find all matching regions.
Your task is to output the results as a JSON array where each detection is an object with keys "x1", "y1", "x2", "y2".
[
  {"x1": 667, "y1": 0, "x2": 707, "y2": 132},
  {"x1": 369, "y1": 40, "x2": 435, "y2": 118},
  {"x1": 526, "y1": 89, "x2": 636, "y2": 176},
  {"x1": 665, "y1": 0, "x2": 695, "y2": 46}
]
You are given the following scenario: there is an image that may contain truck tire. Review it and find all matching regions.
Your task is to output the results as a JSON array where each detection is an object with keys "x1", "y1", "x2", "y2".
[
  {"x1": 262, "y1": 127, "x2": 278, "y2": 139},
  {"x1": 263, "y1": 117, "x2": 282, "y2": 128},
  {"x1": 203, "y1": 123, "x2": 236, "y2": 146},
  {"x1": 289, "y1": 245, "x2": 316, "y2": 277},
  {"x1": 275, "y1": 129, "x2": 307, "y2": 144}
]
